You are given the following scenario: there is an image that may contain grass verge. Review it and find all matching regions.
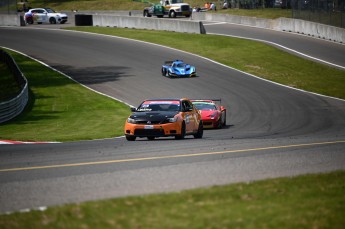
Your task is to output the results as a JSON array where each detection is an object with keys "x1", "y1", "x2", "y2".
[
  {"x1": 66, "y1": 27, "x2": 345, "y2": 100},
  {"x1": 0, "y1": 170, "x2": 344, "y2": 228},
  {"x1": 0, "y1": 48, "x2": 130, "y2": 142}
]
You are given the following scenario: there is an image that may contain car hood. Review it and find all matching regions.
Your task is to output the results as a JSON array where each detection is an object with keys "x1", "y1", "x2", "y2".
[
  {"x1": 130, "y1": 111, "x2": 178, "y2": 122},
  {"x1": 199, "y1": 110, "x2": 218, "y2": 119},
  {"x1": 49, "y1": 12, "x2": 67, "y2": 17},
  {"x1": 172, "y1": 65, "x2": 194, "y2": 74}
]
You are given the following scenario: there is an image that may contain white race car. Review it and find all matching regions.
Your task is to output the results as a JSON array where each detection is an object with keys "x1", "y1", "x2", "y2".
[{"x1": 24, "y1": 8, "x2": 68, "y2": 24}]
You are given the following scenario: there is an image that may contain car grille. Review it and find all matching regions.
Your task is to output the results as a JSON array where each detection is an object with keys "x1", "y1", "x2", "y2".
[
  {"x1": 135, "y1": 120, "x2": 162, "y2": 124},
  {"x1": 134, "y1": 129, "x2": 165, "y2": 136},
  {"x1": 181, "y1": 5, "x2": 190, "y2": 12},
  {"x1": 203, "y1": 121, "x2": 213, "y2": 126}
]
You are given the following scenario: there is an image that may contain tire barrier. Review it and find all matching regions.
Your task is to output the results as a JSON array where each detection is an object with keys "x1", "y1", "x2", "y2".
[
  {"x1": 75, "y1": 14, "x2": 93, "y2": 26},
  {"x1": 0, "y1": 50, "x2": 28, "y2": 124},
  {"x1": 92, "y1": 15, "x2": 206, "y2": 34}
]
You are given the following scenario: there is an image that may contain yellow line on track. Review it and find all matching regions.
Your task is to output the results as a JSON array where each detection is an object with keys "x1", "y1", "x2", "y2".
[{"x1": 1, "y1": 140, "x2": 345, "y2": 173}]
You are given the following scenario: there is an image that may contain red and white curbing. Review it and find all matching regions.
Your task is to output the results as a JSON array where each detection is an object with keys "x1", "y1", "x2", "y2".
[{"x1": 0, "y1": 140, "x2": 59, "y2": 144}]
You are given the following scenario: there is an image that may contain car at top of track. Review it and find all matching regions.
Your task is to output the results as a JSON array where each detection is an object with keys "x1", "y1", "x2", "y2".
[
  {"x1": 124, "y1": 98, "x2": 203, "y2": 141},
  {"x1": 161, "y1": 60, "x2": 196, "y2": 78},
  {"x1": 191, "y1": 99, "x2": 226, "y2": 129},
  {"x1": 24, "y1": 8, "x2": 68, "y2": 24}
]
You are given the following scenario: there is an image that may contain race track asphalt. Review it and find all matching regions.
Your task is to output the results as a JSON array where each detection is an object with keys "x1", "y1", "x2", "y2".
[{"x1": 0, "y1": 22, "x2": 344, "y2": 213}]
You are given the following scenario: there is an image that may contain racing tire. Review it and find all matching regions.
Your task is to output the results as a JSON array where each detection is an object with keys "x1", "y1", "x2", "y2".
[
  {"x1": 26, "y1": 18, "x2": 33, "y2": 24},
  {"x1": 222, "y1": 112, "x2": 227, "y2": 126},
  {"x1": 143, "y1": 10, "x2": 151, "y2": 17},
  {"x1": 217, "y1": 119, "x2": 222, "y2": 129},
  {"x1": 169, "y1": 11, "x2": 176, "y2": 18},
  {"x1": 175, "y1": 122, "x2": 186, "y2": 140},
  {"x1": 147, "y1": 137, "x2": 155, "y2": 140},
  {"x1": 193, "y1": 121, "x2": 203, "y2": 139},
  {"x1": 126, "y1": 135, "x2": 136, "y2": 141},
  {"x1": 161, "y1": 68, "x2": 166, "y2": 76},
  {"x1": 49, "y1": 17, "x2": 56, "y2": 24}
]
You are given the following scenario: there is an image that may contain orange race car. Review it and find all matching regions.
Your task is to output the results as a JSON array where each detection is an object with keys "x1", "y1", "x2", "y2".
[{"x1": 124, "y1": 98, "x2": 203, "y2": 141}]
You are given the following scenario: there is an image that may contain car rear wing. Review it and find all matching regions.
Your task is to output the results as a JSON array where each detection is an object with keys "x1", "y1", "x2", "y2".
[
  {"x1": 164, "y1": 61, "x2": 174, "y2": 66},
  {"x1": 191, "y1": 99, "x2": 222, "y2": 104}
]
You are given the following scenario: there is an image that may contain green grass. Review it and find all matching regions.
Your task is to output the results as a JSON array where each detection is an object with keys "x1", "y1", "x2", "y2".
[
  {"x1": 215, "y1": 7, "x2": 292, "y2": 19},
  {"x1": 66, "y1": 27, "x2": 345, "y2": 100},
  {"x1": 0, "y1": 170, "x2": 344, "y2": 228},
  {"x1": 0, "y1": 61, "x2": 21, "y2": 102},
  {"x1": 0, "y1": 48, "x2": 131, "y2": 142}
]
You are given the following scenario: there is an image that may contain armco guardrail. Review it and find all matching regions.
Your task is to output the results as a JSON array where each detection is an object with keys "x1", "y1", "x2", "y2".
[
  {"x1": 192, "y1": 12, "x2": 345, "y2": 44},
  {"x1": 0, "y1": 50, "x2": 28, "y2": 124},
  {"x1": 92, "y1": 15, "x2": 206, "y2": 34},
  {"x1": 0, "y1": 14, "x2": 25, "y2": 26}
]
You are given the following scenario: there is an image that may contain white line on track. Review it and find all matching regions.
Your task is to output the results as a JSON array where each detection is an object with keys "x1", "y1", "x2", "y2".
[{"x1": 208, "y1": 31, "x2": 345, "y2": 70}]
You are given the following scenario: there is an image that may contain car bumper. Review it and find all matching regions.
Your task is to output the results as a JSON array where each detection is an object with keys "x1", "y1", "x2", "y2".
[
  {"x1": 176, "y1": 11, "x2": 192, "y2": 17},
  {"x1": 169, "y1": 72, "x2": 196, "y2": 77},
  {"x1": 124, "y1": 122, "x2": 182, "y2": 138},
  {"x1": 202, "y1": 118, "x2": 220, "y2": 129}
]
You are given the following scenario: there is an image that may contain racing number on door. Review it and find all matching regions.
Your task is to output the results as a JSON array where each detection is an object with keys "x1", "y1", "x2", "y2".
[{"x1": 182, "y1": 100, "x2": 195, "y2": 132}]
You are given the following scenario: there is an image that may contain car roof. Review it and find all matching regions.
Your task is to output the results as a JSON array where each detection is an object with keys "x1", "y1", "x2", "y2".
[{"x1": 145, "y1": 98, "x2": 190, "y2": 102}]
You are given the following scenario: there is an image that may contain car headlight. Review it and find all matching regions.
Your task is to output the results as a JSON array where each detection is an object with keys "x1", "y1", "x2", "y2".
[
  {"x1": 127, "y1": 117, "x2": 136, "y2": 124},
  {"x1": 167, "y1": 117, "x2": 177, "y2": 123},
  {"x1": 210, "y1": 112, "x2": 217, "y2": 119}
]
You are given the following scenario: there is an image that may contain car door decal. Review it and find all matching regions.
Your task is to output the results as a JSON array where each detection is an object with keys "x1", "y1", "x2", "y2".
[{"x1": 185, "y1": 114, "x2": 190, "y2": 124}]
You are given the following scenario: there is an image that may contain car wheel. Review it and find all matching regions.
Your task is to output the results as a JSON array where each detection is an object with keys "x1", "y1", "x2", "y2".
[
  {"x1": 222, "y1": 112, "x2": 227, "y2": 126},
  {"x1": 217, "y1": 119, "x2": 222, "y2": 129},
  {"x1": 143, "y1": 10, "x2": 151, "y2": 17},
  {"x1": 27, "y1": 18, "x2": 33, "y2": 24},
  {"x1": 169, "y1": 11, "x2": 176, "y2": 18},
  {"x1": 175, "y1": 122, "x2": 186, "y2": 140},
  {"x1": 126, "y1": 135, "x2": 136, "y2": 141},
  {"x1": 161, "y1": 68, "x2": 166, "y2": 76},
  {"x1": 49, "y1": 17, "x2": 56, "y2": 24},
  {"x1": 147, "y1": 137, "x2": 155, "y2": 140},
  {"x1": 193, "y1": 121, "x2": 203, "y2": 139}
]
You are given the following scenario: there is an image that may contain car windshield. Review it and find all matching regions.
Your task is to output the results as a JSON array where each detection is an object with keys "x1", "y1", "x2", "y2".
[
  {"x1": 193, "y1": 103, "x2": 216, "y2": 111},
  {"x1": 137, "y1": 101, "x2": 181, "y2": 112},
  {"x1": 174, "y1": 63, "x2": 186, "y2": 68},
  {"x1": 45, "y1": 8, "x2": 55, "y2": 13},
  {"x1": 171, "y1": 0, "x2": 184, "y2": 3}
]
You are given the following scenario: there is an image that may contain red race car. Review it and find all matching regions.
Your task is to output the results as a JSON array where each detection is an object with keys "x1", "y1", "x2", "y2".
[{"x1": 191, "y1": 99, "x2": 226, "y2": 129}]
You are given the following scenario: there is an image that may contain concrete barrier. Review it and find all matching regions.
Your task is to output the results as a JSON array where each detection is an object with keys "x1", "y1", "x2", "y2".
[
  {"x1": 0, "y1": 14, "x2": 24, "y2": 26},
  {"x1": 93, "y1": 15, "x2": 206, "y2": 34},
  {"x1": 192, "y1": 12, "x2": 345, "y2": 43}
]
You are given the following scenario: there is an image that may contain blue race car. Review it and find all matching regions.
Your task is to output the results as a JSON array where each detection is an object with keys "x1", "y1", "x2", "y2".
[{"x1": 161, "y1": 60, "x2": 196, "y2": 78}]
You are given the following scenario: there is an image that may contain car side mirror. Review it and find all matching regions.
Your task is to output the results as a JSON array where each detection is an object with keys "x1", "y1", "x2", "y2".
[{"x1": 130, "y1": 107, "x2": 136, "y2": 112}]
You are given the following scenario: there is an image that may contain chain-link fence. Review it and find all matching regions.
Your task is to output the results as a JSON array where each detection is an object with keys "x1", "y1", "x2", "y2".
[
  {"x1": 224, "y1": 0, "x2": 345, "y2": 28},
  {"x1": 291, "y1": 0, "x2": 345, "y2": 28}
]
